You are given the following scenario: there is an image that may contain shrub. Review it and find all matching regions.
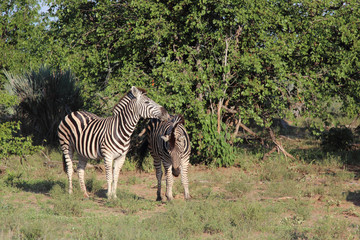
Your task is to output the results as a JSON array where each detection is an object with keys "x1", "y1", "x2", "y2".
[
  {"x1": 0, "y1": 121, "x2": 42, "y2": 160},
  {"x1": 321, "y1": 127, "x2": 354, "y2": 151},
  {"x1": 195, "y1": 114, "x2": 235, "y2": 167},
  {"x1": 4, "y1": 66, "x2": 83, "y2": 145},
  {"x1": 0, "y1": 90, "x2": 41, "y2": 160}
]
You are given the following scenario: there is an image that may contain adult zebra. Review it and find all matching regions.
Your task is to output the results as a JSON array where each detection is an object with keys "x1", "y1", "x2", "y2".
[
  {"x1": 58, "y1": 86, "x2": 169, "y2": 199},
  {"x1": 145, "y1": 115, "x2": 191, "y2": 201}
]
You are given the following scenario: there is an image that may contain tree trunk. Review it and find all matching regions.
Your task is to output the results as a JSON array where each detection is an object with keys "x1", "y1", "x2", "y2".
[{"x1": 217, "y1": 99, "x2": 224, "y2": 134}]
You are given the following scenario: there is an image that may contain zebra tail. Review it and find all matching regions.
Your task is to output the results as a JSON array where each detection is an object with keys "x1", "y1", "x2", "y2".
[
  {"x1": 62, "y1": 154, "x2": 67, "y2": 173},
  {"x1": 137, "y1": 138, "x2": 149, "y2": 171}
]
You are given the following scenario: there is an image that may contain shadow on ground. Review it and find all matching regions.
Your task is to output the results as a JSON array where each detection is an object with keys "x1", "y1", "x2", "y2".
[
  {"x1": 11, "y1": 179, "x2": 65, "y2": 194},
  {"x1": 345, "y1": 191, "x2": 360, "y2": 206},
  {"x1": 94, "y1": 189, "x2": 108, "y2": 198}
]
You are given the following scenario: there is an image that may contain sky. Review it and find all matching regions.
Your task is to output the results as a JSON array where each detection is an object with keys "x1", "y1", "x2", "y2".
[{"x1": 39, "y1": 1, "x2": 49, "y2": 14}]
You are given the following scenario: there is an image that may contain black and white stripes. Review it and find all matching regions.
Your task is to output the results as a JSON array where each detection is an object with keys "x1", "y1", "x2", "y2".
[
  {"x1": 58, "y1": 86, "x2": 169, "y2": 199},
  {"x1": 147, "y1": 115, "x2": 191, "y2": 201}
]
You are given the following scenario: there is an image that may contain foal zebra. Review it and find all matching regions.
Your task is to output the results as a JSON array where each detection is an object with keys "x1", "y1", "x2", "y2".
[
  {"x1": 146, "y1": 115, "x2": 191, "y2": 201},
  {"x1": 58, "y1": 86, "x2": 169, "y2": 199}
]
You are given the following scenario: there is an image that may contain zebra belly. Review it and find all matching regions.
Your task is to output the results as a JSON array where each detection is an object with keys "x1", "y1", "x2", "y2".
[{"x1": 74, "y1": 124, "x2": 104, "y2": 160}]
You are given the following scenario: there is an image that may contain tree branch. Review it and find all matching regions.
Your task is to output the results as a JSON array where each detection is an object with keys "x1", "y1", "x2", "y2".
[{"x1": 264, "y1": 128, "x2": 296, "y2": 161}]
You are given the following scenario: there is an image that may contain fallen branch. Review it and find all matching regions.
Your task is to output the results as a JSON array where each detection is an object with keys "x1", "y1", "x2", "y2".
[
  {"x1": 264, "y1": 128, "x2": 296, "y2": 161},
  {"x1": 41, "y1": 151, "x2": 52, "y2": 162},
  {"x1": 42, "y1": 160, "x2": 98, "y2": 171},
  {"x1": 262, "y1": 146, "x2": 277, "y2": 160},
  {"x1": 222, "y1": 106, "x2": 264, "y2": 145},
  {"x1": 260, "y1": 196, "x2": 295, "y2": 201}
]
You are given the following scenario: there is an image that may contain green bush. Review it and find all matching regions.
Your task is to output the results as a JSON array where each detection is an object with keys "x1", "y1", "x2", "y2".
[
  {"x1": 0, "y1": 121, "x2": 42, "y2": 160},
  {"x1": 321, "y1": 127, "x2": 354, "y2": 151},
  {"x1": 0, "y1": 90, "x2": 41, "y2": 160},
  {"x1": 4, "y1": 66, "x2": 83, "y2": 145},
  {"x1": 195, "y1": 114, "x2": 235, "y2": 167}
]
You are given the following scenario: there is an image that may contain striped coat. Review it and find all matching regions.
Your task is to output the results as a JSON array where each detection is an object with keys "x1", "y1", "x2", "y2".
[
  {"x1": 147, "y1": 115, "x2": 191, "y2": 201},
  {"x1": 58, "y1": 86, "x2": 169, "y2": 199}
]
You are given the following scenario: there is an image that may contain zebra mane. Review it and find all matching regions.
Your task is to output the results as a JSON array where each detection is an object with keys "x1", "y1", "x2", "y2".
[
  {"x1": 112, "y1": 88, "x2": 148, "y2": 114},
  {"x1": 171, "y1": 114, "x2": 185, "y2": 126},
  {"x1": 168, "y1": 115, "x2": 185, "y2": 150},
  {"x1": 136, "y1": 87, "x2": 147, "y2": 94}
]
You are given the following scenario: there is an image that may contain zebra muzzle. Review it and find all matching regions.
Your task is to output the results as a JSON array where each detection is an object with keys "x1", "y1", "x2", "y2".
[
  {"x1": 160, "y1": 107, "x2": 170, "y2": 121},
  {"x1": 172, "y1": 166, "x2": 180, "y2": 177}
]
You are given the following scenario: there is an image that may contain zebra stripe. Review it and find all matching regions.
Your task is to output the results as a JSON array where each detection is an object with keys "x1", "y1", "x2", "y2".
[
  {"x1": 58, "y1": 86, "x2": 169, "y2": 199},
  {"x1": 147, "y1": 115, "x2": 191, "y2": 201}
]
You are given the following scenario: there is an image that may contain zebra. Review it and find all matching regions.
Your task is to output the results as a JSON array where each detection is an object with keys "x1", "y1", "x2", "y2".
[
  {"x1": 145, "y1": 115, "x2": 191, "y2": 201},
  {"x1": 58, "y1": 86, "x2": 169, "y2": 199}
]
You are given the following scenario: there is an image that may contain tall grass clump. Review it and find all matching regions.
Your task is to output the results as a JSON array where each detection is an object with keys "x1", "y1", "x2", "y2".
[{"x1": 4, "y1": 66, "x2": 83, "y2": 145}]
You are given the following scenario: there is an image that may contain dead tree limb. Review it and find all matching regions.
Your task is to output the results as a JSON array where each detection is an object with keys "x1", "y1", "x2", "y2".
[
  {"x1": 264, "y1": 128, "x2": 296, "y2": 161},
  {"x1": 222, "y1": 106, "x2": 264, "y2": 145}
]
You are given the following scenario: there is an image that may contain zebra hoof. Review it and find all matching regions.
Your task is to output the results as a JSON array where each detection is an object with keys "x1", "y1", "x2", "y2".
[
  {"x1": 166, "y1": 195, "x2": 173, "y2": 201},
  {"x1": 156, "y1": 196, "x2": 162, "y2": 201},
  {"x1": 107, "y1": 193, "x2": 117, "y2": 200}
]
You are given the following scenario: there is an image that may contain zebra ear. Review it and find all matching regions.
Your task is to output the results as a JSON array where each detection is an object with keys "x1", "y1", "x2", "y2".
[
  {"x1": 161, "y1": 135, "x2": 170, "y2": 142},
  {"x1": 131, "y1": 86, "x2": 141, "y2": 98}
]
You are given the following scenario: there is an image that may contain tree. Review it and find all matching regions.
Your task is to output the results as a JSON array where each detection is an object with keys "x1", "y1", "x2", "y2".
[
  {"x1": 40, "y1": 0, "x2": 360, "y2": 164},
  {"x1": 0, "y1": 0, "x2": 47, "y2": 81},
  {"x1": 2, "y1": 0, "x2": 359, "y2": 164}
]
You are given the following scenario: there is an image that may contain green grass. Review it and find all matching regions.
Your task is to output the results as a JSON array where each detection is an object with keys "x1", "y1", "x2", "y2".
[{"x1": 0, "y1": 141, "x2": 360, "y2": 239}]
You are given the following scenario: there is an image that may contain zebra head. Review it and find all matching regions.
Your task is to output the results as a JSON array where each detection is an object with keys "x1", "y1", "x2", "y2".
[
  {"x1": 131, "y1": 86, "x2": 169, "y2": 121},
  {"x1": 161, "y1": 115, "x2": 186, "y2": 177}
]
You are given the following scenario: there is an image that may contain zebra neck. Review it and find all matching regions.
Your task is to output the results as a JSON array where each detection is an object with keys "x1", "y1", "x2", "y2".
[
  {"x1": 113, "y1": 95, "x2": 140, "y2": 137},
  {"x1": 113, "y1": 94, "x2": 133, "y2": 115}
]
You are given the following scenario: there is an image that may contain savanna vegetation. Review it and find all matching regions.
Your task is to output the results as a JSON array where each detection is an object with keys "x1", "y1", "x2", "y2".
[{"x1": 1, "y1": 0, "x2": 360, "y2": 239}]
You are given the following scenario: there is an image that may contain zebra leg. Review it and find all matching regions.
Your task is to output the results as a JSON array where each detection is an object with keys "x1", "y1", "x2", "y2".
[
  {"x1": 104, "y1": 156, "x2": 114, "y2": 199},
  {"x1": 77, "y1": 155, "x2": 89, "y2": 198},
  {"x1": 181, "y1": 162, "x2": 191, "y2": 200},
  {"x1": 154, "y1": 159, "x2": 163, "y2": 201},
  {"x1": 165, "y1": 166, "x2": 174, "y2": 201},
  {"x1": 111, "y1": 154, "x2": 127, "y2": 199},
  {"x1": 62, "y1": 146, "x2": 74, "y2": 195}
]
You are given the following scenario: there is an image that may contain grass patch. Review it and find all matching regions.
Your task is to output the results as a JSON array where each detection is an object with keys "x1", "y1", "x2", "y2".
[
  {"x1": 259, "y1": 157, "x2": 300, "y2": 182},
  {"x1": 0, "y1": 146, "x2": 359, "y2": 239},
  {"x1": 105, "y1": 189, "x2": 157, "y2": 214},
  {"x1": 49, "y1": 184, "x2": 84, "y2": 217},
  {"x1": 225, "y1": 172, "x2": 254, "y2": 198}
]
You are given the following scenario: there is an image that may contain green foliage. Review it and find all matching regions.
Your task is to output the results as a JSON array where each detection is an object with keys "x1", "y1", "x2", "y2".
[
  {"x1": 2, "y1": 0, "x2": 360, "y2": 165},
  {"x1": 321, "y1": 127, "x2": 354, "y2": 151},
  {"x1": 4, "y1": 66, "x2": 83, "y2": 145},
  {"x1": 0, "y1": 0, "x2": 46, "y2": 80},
  {"x1": 196, "y1": 114, "x2": 235, "y2": 167},
  {"x1": 0, "y1": 121, "x2": 42, "y2": 160},
  {"x1": 0, "y1": 88, "x2": 40, "y2": 160}
]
